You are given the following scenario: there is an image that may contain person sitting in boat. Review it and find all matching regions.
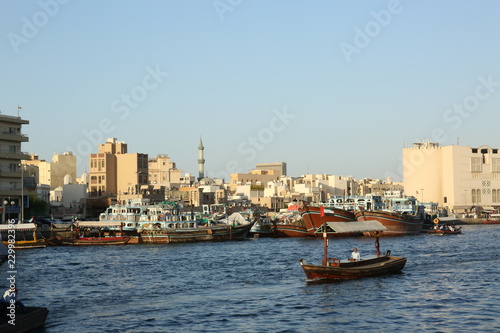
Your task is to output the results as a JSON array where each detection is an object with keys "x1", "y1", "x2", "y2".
[
  {"x1": 351, "y1": 248, "x2": 361, "y2": 261},
  {"x1": 0, "y1": 287, "x2": 26, "y2": 316}
]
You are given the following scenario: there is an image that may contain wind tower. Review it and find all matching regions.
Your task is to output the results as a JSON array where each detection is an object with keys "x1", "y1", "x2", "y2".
[{"x1": 198, "y1": 137, "x2": 205, "y2": 181}]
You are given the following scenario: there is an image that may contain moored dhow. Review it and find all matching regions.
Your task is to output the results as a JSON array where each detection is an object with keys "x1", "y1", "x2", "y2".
[
  {"x1": 354, "y1": 196, "x2": 426, "y2": 236},
  {"x1": 355, "y1": 210, "x2": 424, "y2": 236},
  {"x1": 137, "y1": 212, "x2": 255, "y2": 243},
  {"x1": 98, "y1": 202, "x2": 256, "y2": 244},
  {"x1": 299, "y1": 202, "x2": 357, "y2": 236}
]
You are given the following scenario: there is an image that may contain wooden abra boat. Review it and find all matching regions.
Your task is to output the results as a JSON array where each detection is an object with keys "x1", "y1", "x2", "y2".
[
  {"x1": 0, "y1": 306, "x2": 49, "y2": 333},
  {"x1": 0, "y1": 223, "x2": 46, "y2": 249},
  {"x1": 47, "y1": 221, "x2": 129, "y2": 246},
  {"x1": 299, "y1": 220, "x2": 407, "y2": 281}
]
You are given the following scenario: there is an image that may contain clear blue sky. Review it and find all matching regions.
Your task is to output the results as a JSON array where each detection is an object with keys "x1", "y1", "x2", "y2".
[{"x1": 2, "y1": 0, "x2": 500, "y2": 181}]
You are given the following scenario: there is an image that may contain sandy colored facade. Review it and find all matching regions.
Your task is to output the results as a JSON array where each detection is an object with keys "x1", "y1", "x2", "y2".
[
  {"x1": 148, "y1": 154, "x2": 183, "y2": 189},
  {"x1": 116, "y1": 153, "x2": 149, "y2": 195},
  {"x1": 89, "y1": 138, "x2": 127, "y2": 196},
  {"x1": 255, "y1": 162, "x2": 286, "y2": 177},
  {"x1": 0, "y1": 114, "x2": 29, "y2": 220},
  {"x1": 229, "y1": 170, "x2": 281, "y2": 192},
  {"x1": 403, "y1": 142, "x2": 500, "y2": 213}
]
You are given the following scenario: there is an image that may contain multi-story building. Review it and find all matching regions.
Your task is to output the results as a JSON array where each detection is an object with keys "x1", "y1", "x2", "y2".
[
  {"x1": 89, "y1": 138, "x2": 152, "y2": 204},
  {"x1": 0, "y1": 114, "x2": 30, "y2": 222},
  {"x1": 229, "y1": 169, "x2": 281, "y2": 193},
  {"x1": 255, "y1": 162, "x2": 287, "y2": 177},
  {"x1": 148, "y1": 154, "x2": 183, "y2": 190},
  {"x1": 31, "y1": 152, "x2": 76, "y2": 190},
  {"x1": 89, "y1": 138, "x2": 127, "y2": 196},
  {"x1": 116, "y1": 152, "x2": 149, "y2": 195},
  {"x1": 403, "y1": 141, "x2": 500, "y2": 213}
]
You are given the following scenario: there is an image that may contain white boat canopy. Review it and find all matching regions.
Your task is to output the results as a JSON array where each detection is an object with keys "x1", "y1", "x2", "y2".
[
  {"x1": 315, "y1": 220, "x2": 386, "y2": 234},
  {"x1": 0, "y1": 223, "x2": 37, "y2": 230}
]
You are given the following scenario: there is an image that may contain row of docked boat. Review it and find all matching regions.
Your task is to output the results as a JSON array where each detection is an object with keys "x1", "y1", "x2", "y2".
[
  {"x1": 266, "y1": 195, "x2": 463, "y2": 238},
  {"x1": 1, "y1": 203, "x2": 258, "y2": 248}
]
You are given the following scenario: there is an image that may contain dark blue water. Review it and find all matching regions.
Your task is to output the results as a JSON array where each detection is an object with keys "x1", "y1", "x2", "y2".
[{"x1": 5, "y1": 224, "x2": 499, "y2": 333}]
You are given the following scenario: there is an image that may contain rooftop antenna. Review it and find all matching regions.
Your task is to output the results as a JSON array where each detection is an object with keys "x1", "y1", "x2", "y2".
[
  {"x1": 17, "y1": 105, "x2": 22, "y2": 117},
  {"x1": 457, "y1": 137, "x2": 460, "y2": 145}
]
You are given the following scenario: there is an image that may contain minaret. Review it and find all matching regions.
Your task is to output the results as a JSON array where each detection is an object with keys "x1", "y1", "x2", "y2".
[{"x1": 198, "y1": 137, "x2": 205, "y2": 181}]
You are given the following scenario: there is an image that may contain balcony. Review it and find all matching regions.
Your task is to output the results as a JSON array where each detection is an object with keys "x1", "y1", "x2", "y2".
[
  {"x1": 0, "y1": 188, "x2": 21, "y2": 197},
  {"x1": 0, "y1": 151, "x2": 31, "y2": 160},
  {"x1": 0, "y1": 170, "x2": 21, "y2": 178},
  {"x1": 0, "y1": 132, "x2": 29, "y2": 143}
]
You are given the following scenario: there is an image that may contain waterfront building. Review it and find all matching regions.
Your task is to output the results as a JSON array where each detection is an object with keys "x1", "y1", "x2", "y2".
[
  {"x1": 0, "y1": 114, "x2": 29, "y2": 222},
  {"x1": 403, "y1": 141, "x2": 500, "y2": 214},
  {"x1": 25, "y1": 152, "x2": 76, "y2": 190},
  {"x1": 89, "y1": 138, "x2": 126, "y2": 196},
  {"x1": 358, "y1": 177, "x2": 404, "y2": 196},
  {"x1": 229, "y1": 168, "x2": 281, "y2": 193},
  {"x1": 148, "y1": 154, "x2": 183, "y2": 190},
  {"x1": 255, "y1": 162, "x2": 287, "y2": 177}
]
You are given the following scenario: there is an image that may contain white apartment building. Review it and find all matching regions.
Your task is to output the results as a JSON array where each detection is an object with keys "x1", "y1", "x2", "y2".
[{"x1": 403, "y1": 141, "x2": 500, "y2": 213}]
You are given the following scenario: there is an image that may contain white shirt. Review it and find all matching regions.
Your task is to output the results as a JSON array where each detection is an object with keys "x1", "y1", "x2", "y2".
[
  {"x1": 351, "y1": 251, "x2": 360, "y2": 260},
  {"x1": 2, "y1": 289, "x2": 15, "y2": 303}
]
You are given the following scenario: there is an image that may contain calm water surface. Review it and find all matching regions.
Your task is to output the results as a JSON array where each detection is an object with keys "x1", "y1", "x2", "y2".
[{"x1": 5, "y1": 224, "x2": 500, "y2": 333}]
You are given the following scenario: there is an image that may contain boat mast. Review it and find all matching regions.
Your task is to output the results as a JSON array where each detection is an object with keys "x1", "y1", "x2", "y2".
[{"x1": 322, "y1": 232, "x2": 328, "y2": 266}]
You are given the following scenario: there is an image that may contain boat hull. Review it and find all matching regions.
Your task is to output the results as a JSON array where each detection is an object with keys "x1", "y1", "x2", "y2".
[
  {"x1": 2, "y1": 240, "x2": 46, "y2": 249},
  {"x1": 422, "y1": 229, "x2": 461, "y2": 235},
  {"x1": 47, "y1": 236, "x2": 130, "y2": 246},
  {"x1": 355, "y1": 211, "x2": 424, "y2": 236},
  {"x1": 300, "y1": 206, "x2": 358, "y2": 236},
  {"x1": 137, "y1": 223, "x2": 253, "y2": 244},
  {"x1": 483, "y1": 220, "x2": 500, "y2": 224},
  {"x1": 272, "y1": 224, "x2": 310, "y2": 238},
  {"x1": 0, "y1": 306, "x2": 48, "y2": 333},
  {"x1": 299, "y1": 256, "x2": 407, "y2": 280}
]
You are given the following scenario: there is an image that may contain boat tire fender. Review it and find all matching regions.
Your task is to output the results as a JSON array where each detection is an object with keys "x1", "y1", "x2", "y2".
[{"x1": 386, "y1": 250, "x2": 391, "y2": 257}]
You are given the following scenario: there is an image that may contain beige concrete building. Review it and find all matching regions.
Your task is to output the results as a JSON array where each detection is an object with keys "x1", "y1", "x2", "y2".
[
  {"x1": 229, "y1": 169, "x2": 281, "y2": 193},
  {"x1": 403, "y1": 141, "x2": 500, "y2": 213},
  {"x1": 89, "y1": 138, "x2": 148, "y2": 199},
  {"x1": 254, "y1": 162, "x2": 286, "y2": 177},
  {"x1": 148, "y1": 154, "x2": 183, "y2": 190},
  {"x1": 40, "y1": 152, "x2": 77, "y2": 189},
  {"x1": 116, "y1": 152, "x2": 149, "y2": 195},
  {"x1": 0, "y1": 114, "x2": 29, "y2": 222}
]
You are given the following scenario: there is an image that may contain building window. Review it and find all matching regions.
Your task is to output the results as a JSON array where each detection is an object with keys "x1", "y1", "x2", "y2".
[
  {"x1": 471, "y1": 157, "x2": 482, "y2": 172},
  {"x1": 493, "y1": 189, "x2": 499, "y2": 203},
  {"x1": 493, "y1": 158, "x2": 500, "y2": 172},
  {"x1": 472, "y1": 189, "x2": 481, "y2": 204},
  {"x1": 444, "y1": 197, "x2": 447, "y2": 203},
  {"x1": 472, "y1": 148, "x2": 478, "y2": 153}
]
